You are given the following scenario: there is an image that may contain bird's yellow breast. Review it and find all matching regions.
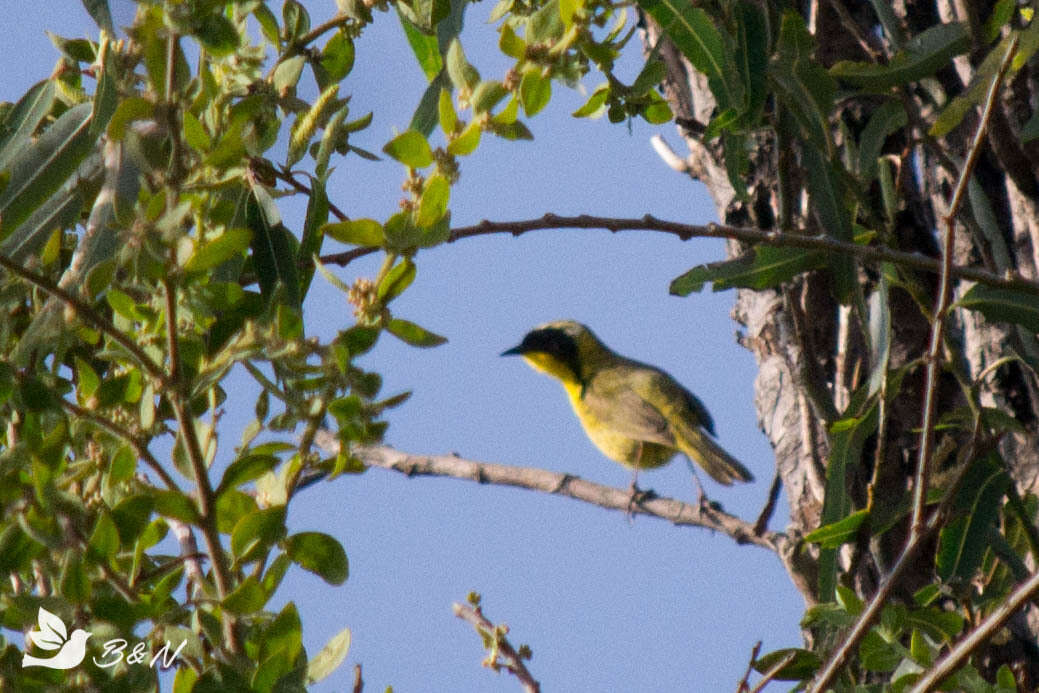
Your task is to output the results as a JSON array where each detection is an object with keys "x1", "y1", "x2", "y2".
[{"x1": 563, "y1": 380, "x2": 677, "y2": 469}]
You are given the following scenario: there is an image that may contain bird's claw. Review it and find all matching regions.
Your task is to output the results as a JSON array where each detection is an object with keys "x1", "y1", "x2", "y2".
[{"x1": 626, "y1": 481, "x2": 657, "y2": 518}]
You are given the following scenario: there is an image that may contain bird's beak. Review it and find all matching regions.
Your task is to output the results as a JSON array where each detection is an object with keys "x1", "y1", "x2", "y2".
[{"x1": 501, "y1": 345, "x2": 525, "y2": 357}]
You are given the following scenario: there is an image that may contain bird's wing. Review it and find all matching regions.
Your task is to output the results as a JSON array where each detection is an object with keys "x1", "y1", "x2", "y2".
[{"x1": 581, "y1": 366, "x2": 677, "y2": 446}]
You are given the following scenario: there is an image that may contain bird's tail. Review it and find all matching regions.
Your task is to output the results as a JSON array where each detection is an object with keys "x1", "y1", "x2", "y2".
[{"x1": 675, "y1": 424, "x2": 753, "y2": 485}]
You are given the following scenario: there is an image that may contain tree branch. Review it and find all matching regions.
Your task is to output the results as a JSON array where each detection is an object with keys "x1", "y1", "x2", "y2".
[
  {"x1": 453, "y1": 600, "x2": 541, "y2": 693},
  {"x1": 353, "y1": 445, "x2": 784, "y2": 552},
  {"x1": 317, "y1": 214, "x2": 1039, "y2": 296}
]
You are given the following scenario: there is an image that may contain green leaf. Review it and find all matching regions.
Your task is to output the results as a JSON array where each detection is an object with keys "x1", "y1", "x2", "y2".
[
  {"x1": 528, "y1": 0, "x2": 564, "y2": 42},
  {"x1": 253, "y1": 4, "x2": 280, "y2": 45},
  {"x1": 866, "y1": 270, "x2": 892, "y2": 397},
  {"x1": 231, "y1": 506, "x2": 288, "y2": 563},
  {"x1": 520, "y1": 71, "x2": 552, "y2": 117},
  {"x1": 447, "y1": 122, "x2": 481, "y2": 155},
  {"x1": 670, "y1": 246, "x2": 826, "y2": 295},
  {"x1": 307, "y1": 628, "x2": 352, "y2": 684},
  {"x1": 937, "y1": 453, "x2": 1010, "y2": 583},
  {"x1": 382, "y1": 130, "x2": 434, "y2": 168},
  {"x1": 386, "y1": 318, "x2": 448, "y2": 347},
  {"x1": 957, "y1": 284, "x2": 1039, "y2": 332},
  {"x1": 216, "y1": 490, "x2": 260, "y2": 534},
  {"x1": 399, "y1": 11, "x2": 442, "y2": 80},
  {"x1": 194, "y1": 13, "x2": 240, "y2": 57},
  {"x1": 184, "y1": 227, "x2": 252, "y2": 273},
  {"x1": 216, "y1": 454, "x2": 280, "y2": 499},
  {"x1": 770, "y1": 11, "x2": 835, "y2": 150},
  {"x1": 559, "y1": 0, "x2": 583, "y2": 25},
  {"x1": 246, "y1": 185, "x2": 301, "y2": 308},
  {"x1": 857, "y1": 101, "x2": 906, "y2": 181},
  {"x1": 572, "y1": 85, "x2": 610, "y2": 118},
  {"x1": 321, "y1": 31, "x2": 355, "y2": 83},
  {"x1": 285, "y1": 532, "x2": 349, "y2": 585},
  {"x1": 323, "y1": 218, "x2": 385, "y2": 247},
  {"x1": 0, "y1": 525, "x2": 43, "y2": 573},
  {"x1": 0, "y1": 103, "x2": 96, "y2": 240},
  {"x1": 298, "y1": 177, "x2": 329, "y2": 299},
  {"x1": 111, "y1": 495, "x2": 154, "y2": 546},
  {"x1": 830, "y1": 23, "x2": 969, "y2": 89},
  {"x1": 983, "y1": 0, "x2": 1015, "y2": 45},
  {"x1": 445, "y1": 39, "x2": 479, "y2": 92},
  {"x1": 60, "y1": 554, "x2": 91, "y2": 603},
  {"x1": 383, "y1": 210, "x2": 423, "y2": 250},
  {"x1": 181, "y1": 110, "x2": 211, "y2": 152},
  {"x1": 907, "y1": 606, "x2": 964, "y2": 643},
  {"x1": 417, "y1": 174, "x2": 449, "y2": 227},
  {"x1": 472, "y1": 80, "x2": 509, "y2": 114},
  {"x1": 635, "y1": 0, "x2": 739, "y2": 111},
  {"x1": 152, "y1": 490, "x2": 201, "y2": 524},
  {"x1": 438, "y1": 88, "x2": 457, "y2": 134},
  {"x1": 499, "y1": 24, "x2": 526, "y2": 59},
  {"x1": 338, "y1": 325, "x2": 380, "y2": 356},
  {"x1": 377, "y1": 261, "x2": 415, "y2": 306},
  {"x1": 81, "y1": 0, "x2": 115, "y2": 33},
  {"x1": 493, "y1": 120, "x2": 533, "y2": 140},
  {"x1": 108, "y1": 444, "x2": 136, "y2": 484},
  {"x1": 223, "y1": 576, "x2": 268, "y2": 614},
  {"x1": 859, "y1": 629, "x2": 905, "y2": 672},
  {"x1": 818, "y1": 404, "x2": 878, "y2": 600},
  {"x1": 0, "y1": 80, "x2": 56, "y2": 172},
  {"x1": 752, "y1": 648, "x2": 821, "y2": 681},
  {"x1": 88, "y1": 512, "x2": 120, "y2": 559},
  {"x1": 48, "y1": 32, "x2": 97, "y2": 63},
  {"x1": 735, "y1": 0, "x2": 768, "y2": 123},
  {"x1": 804, "y1": 509, "x2": 869, "y2": 549},
  {"x1": 74, "y1": 356, "x2": 100, "y2": 400}
]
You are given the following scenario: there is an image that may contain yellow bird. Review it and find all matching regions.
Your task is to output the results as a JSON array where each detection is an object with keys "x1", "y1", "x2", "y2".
[{"x1": 503, "y1": 320, "x2": 753, "y2": 487}]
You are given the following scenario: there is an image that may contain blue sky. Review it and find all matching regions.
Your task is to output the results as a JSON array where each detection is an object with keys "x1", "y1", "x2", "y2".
[{"x1": 2, "y1": 2, "x2": 805, "y2": 690}]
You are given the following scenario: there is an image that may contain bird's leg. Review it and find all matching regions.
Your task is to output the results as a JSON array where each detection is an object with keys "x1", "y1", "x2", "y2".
[
  {"x1": 684, "y1": 458, "x2": 709, "y2": 508},
  {"x1": 626, "y1": 443, "x2": 655, "y2": 517}
]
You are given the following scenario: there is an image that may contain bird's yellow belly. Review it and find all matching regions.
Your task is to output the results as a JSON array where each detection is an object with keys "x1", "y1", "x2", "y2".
[{"x1": 567, "y1": 387, "x2": 676, "y2": 468}]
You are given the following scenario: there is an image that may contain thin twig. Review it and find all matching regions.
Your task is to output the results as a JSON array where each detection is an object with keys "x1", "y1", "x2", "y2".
[
  {"x1": 913, "y1": 36, "x2": 1017, "y2": 537},
  {"x1": 274, "y1": 165, "x2": 348, "y2": 221},
  {"x1": 809, "y1": 40, "x2": 1017, "y2": 692},
  {"x1": 453, "y1": 601, "x2": 541, "y2": 693},
  {"x1": 735, "y1": 641, "x2": 762, "y2": 692},
  {"x1": 163, "y1": 276, "x2": 240, "y2": 653},
  {"x1": 750, "y1": 649, "x2": 799, "y2": 693},
  {"x1": 317, "y1": 214, "x2": 1039, "y2": 297}
]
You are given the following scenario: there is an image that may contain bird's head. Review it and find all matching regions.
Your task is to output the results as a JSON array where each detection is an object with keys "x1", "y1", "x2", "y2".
[{"x1": 502, "y1": 320, "x2": 609, "y2": 385}]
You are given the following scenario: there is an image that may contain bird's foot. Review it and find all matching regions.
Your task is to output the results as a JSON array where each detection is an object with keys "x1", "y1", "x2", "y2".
[{"x1": 626, "y1": 481, "x2": 657, "y2": 518}]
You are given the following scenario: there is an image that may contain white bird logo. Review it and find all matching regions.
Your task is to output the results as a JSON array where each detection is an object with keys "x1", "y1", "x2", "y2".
[{"x1": 22, "y1": 607, "x2": 91, "y2": 670}]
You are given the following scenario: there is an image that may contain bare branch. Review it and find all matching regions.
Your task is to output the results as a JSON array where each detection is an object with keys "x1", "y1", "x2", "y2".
[
  {"x1": 317, "y1": 214, "x2": 1039, "y2": 297},
  {"x1": 354, "y1": 444, "x2": 784, "y2": 552}
]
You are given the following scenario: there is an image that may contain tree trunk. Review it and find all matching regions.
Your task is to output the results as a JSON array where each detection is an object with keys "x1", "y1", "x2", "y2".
[{"x1": 641, "y1": 0, "x2": 1039, "y2": 683}]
